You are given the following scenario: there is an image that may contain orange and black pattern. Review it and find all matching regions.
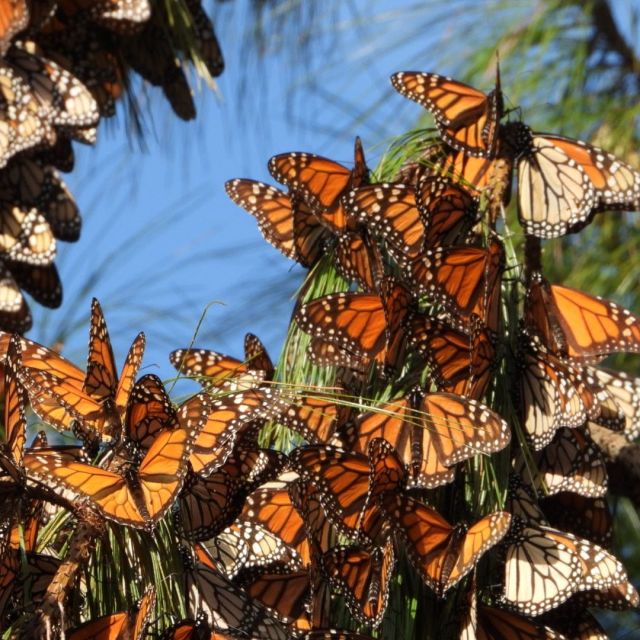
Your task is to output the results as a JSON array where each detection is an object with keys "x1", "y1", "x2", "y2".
[{"x1": 2, "y1": 60, "x2": 640, "y2": 640}]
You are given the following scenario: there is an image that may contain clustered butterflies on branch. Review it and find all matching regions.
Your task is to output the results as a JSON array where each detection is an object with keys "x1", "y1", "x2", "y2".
[
  {"x1": 1, "y1": 66, "x2": 640, "y2": 639},
  {"x1": 0, "y1": 0, "x2": 223, "y2": 334}
]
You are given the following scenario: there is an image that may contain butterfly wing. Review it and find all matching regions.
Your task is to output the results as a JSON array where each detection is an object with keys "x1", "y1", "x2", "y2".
[
  {"x1": 290, "y1": 445, "x2": 370, "y2": 540},
  {"x1": 421, "y1": 392, "x2": 510, "y2": 466},
  {"x1": 416, "y1": 175, "x2": 479, "y2": 248},
  {"x1": 295, "y1": 291, "x2": 388, "y2": 362},
  {"x1": 526, "y1": 278, "x2": 640, "y2": 360},
  {"x1": 344, "y1": 183, "x2": 425, "y2": 267},
  {"x1": 390, "y1": 72, "x2": 502, "y2": 157},
  {"x1": 225, "y1": 179, "x2": 327, "y2": 267},
  {"x1": 518, "y1": 133, "x2": 640, "y2": 239},
  {"x1": 443, "y1": 512, "x2": 511, "y2": 593},
  {"x1": 1, "y1": 335, "x2": 25, "y2": 479},
  {"x1": 23, "y1": 447, "x2": 144, "y2": 527},
  {"x1": 114, "y1": 331, "x2": 146, "y2": 419},
  {"x1": 322, "y1": 541, "x2": 395, "y2": 626},
  {"x1": 83, "y1": 298, "x2": 118, "y2": 401},
  {"x1": 125, "y1": 373, "x2": 177, "y2": 449}
]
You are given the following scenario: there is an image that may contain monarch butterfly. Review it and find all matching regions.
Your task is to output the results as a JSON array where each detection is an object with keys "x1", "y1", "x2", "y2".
[
  {"x1": 0, "y1": 335, "x2": 26, "y2": 484},
  {"x1": 0, "y1": 0, "x2": 27, "y2": 57},
  {"x1": 239, "y1": 471, "x2": 321, "y2": 568},
  {"x1": 539, "y1": 605, "x2": 608, "y2": 640},
  {"x1": 177, "y1": 434, "x2": 286, "y2": 541},
  {"x1": 0, "y1": 205, "x2": 56, "y2": 267},
  {"x1": 380, "y1": 491, "x2": 511, "y2": 595},
  {"x1": 514, "y1": 125, "x2": 640, "y2": 238},
  {"x1": 525, "y1": 275, "x2": 640, "y2": 361},
  {"x1": 390, "y1": 70, "x2": 503, "y2": 158},
  {"x1": 206, "y1": 520, "x2": 302, "y2": 579},
  {"x1": 268, "y1": 138, "x2": 368, "y2": 233},
  {"x1": 586, "y1": 366, "x2": 640, "y2": 440},
  {"x1": 160, "y1": 615, "x2": 233, "y2": 640},
  {"x1": 343, "y1": 182, "x2": 426, "y2": 268},
  {"x1": 234, "y1": 564, "x2": 311, "y2": 630},
  {"x1": 225, "y1": 179, "x2": 329, "y2": 268},
  {"x1": 296, "y1": 279, "x2": 411, "y2": 373},
  {"x1": 19, "y1": 298, "x2": 145, "y2": 439},
  {"x1": 7, "y1": 41, "x2": 100, "y2": 130},
  {"x1": 23, "y1": 391, "x2": 210, "y2": 529},
  {"x1": 290, "y1": 445, "x2": 371, "y2": 541},
  {"x1": 516, "y1": 340, "x2": 594, "y2": 450},
  {"x1": 8, "y1": 261, "x2": 62, "y2": 309},
  {"x1": 185, "y1": 0, "x2": 224, "y2": 77},
  {"x1": 517, "y1": 427, "x2": 607, "y2": 499},
  {"x1": 171, "y1": 332, "x2": 274, "y2": 391},
  {"x1": 184, "y1": 543, "x2": 291, "y2": 640},
  {"x1": 502, "y1": 518, "x2": 635, "y2": 616},
  {"x1": 460, "y1": 578, "x2": 565, "y2": 640},
  {"x1": 267, "y1": 139, "x2": 384, "y2": 291},
  {"x1": 417, "y1": 174, "x2": 480, "y2": 249},
  {"x1": 540, "y1": 492, "x2": 612, "y2": 549},
  {"x1": 321, "y1": 540, "x2": 395, "y2": 626},
  {"x1": 188, "y1": 387, "x2": 286, "y2": 475},
  {"x1": 352, "y1": 391, "x2": 509, "y2": 489},
  {"x1": 67, "y1": 586, "x2": 155, "y2": 640},
  {"x1": 38, "y1": 166, "x2": 82, "y2": 241},
  {"x1": 425, "y1": 144, "x2": 506, "y2": 199},
  {"x1": 0, "y1": 263, "x2": 31, "y2": 332},
  {"x1": 409, "y1": 238, "x2": 504, "y2": 330},
  {"x1": 124, "y1": 374, "x2": 177, "y2": 451},
  {"x1": 409, "y1": 314, "x2": 496, "y2": 399},
  {"x1": 120, "y1": 10, "x2": 196, "y2": 120}
]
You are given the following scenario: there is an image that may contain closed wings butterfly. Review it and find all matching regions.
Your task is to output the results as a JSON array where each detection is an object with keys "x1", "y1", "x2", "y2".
[
  {"x1": 516, "y1": 126, "x2": 640, "y2": 238},
  {"x1": 416, "y1": 174, "x2": 480, "y2": 249},
  {"x1": 390, "y1": 70, "x2": 503, "y2": 157},
  {"x1": 409, "y1": 314, "x2": 496, "y2": 399},
  {"x1": 0, "y1": 335, "x2": 26, "y2": 483},
  {"x1": 321, "y1": 540, "x2": 395, "y2": 626}
]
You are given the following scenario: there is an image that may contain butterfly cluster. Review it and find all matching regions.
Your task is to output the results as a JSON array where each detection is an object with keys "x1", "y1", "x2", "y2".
[
  {"x1": 221, "y1": 68, "x2": 640, "y2": 638},
  {"x1": 0, "y1": 0, "x2": 223, "y2": 333},
  {"x1": 1, "y1": 67, "x2": 640, "y2": 639}
]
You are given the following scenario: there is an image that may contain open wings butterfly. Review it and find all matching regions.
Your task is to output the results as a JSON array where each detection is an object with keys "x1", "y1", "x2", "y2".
[{"x1": 24, "y1": 392, "x2": 210, "y2": 529}]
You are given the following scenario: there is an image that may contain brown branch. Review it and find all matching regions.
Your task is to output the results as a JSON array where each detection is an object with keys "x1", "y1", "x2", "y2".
[{"x1": 589, "y1": 423, "x2": 640, "y2": 508}]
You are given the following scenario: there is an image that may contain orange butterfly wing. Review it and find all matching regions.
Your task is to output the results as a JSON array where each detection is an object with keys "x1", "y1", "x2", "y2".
[
  {"x1": 344, "y1": 183, "x2": 425, "y2": 266},
  {"x1": 526, "y1": 277, "x2": 640, "y2": 360},
  {"x1": 390, "y1": 72, "x2": 502, "y2": 157}
]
